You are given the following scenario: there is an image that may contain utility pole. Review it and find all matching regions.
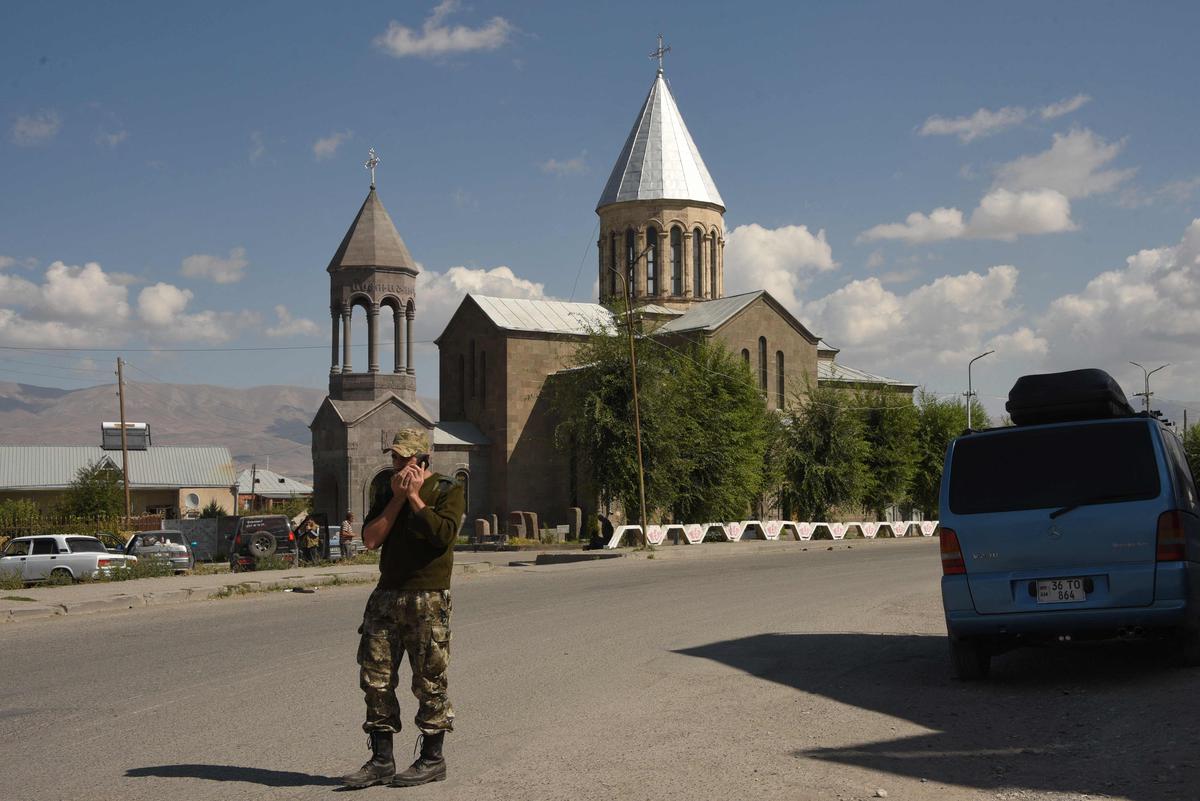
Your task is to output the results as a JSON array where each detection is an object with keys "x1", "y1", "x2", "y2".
[
  {"x1": 965, "y1": 350, "x2": 994, "y2": 430},
  {"x1": 606, "y1": 253, "x2": 649, "y2": 545},
  {"x1": 250, "y1": 462, "x2": 258, "y2": 513},
  {"x1": 1130, "y1": 362, "x2": 1169, "y2": 414},
  {"x1": 115, "y1": 358, "x2": 132, "y2": 529}
]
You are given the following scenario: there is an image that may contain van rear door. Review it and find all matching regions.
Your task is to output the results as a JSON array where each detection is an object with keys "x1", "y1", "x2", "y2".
[{"x1": 946, "y1": 420, "x2": 1164, "y2": 614}]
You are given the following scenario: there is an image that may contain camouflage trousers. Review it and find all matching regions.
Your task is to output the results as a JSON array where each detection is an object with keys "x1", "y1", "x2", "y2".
[{"x1": 358, "y1": 587, "x2": 454, "y2": 735}]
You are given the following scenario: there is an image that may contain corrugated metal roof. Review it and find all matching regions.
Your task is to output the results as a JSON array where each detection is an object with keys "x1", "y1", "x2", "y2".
[
  {"x1": 0, "y1": 446, "x2": 237, "y2": 489},
  {"x1": 471, "y1": 295, "x2": 613, "y2": 336},
  {"x1": 433, "y1": 421, "x2": 490, "y2": 448},
  {"x1": 655, "y1": 292, "x2": 762, "y2": 334},
  {"x1": 818, "y1": 360, "x2": 914, "y2": 388},
  {"x1": 236, "y1": 468, "x2": 312, "y2": 498},
  {"x1": 597, "y1": 71, "x2": 724, "y2": 210}
]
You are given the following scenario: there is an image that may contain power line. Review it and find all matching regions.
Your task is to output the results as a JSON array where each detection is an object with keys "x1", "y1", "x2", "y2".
[{"x1": 0, "y1": 340, "x2": 437, "y2": 353}]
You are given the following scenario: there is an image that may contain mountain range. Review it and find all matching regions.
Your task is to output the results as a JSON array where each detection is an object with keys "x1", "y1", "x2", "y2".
[{"x1": 0, "y1": 381, "x2": 439, "y2": 481}]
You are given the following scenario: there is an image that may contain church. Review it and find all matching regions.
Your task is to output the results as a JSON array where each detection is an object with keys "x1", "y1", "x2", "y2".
[{"x1": 311, "y1": 59, "x2": 913, "y2": 534}]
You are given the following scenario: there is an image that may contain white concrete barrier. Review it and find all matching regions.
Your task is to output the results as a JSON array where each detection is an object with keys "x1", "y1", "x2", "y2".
[
  {"x1": 605, "y1": 525, "x2": 643, "y2": 549},
  {"x1": 645, "y1": 524, "x2": 666, "y2": 546},
  {"x1": 682, "y1": 524, "x2": 704, "y2": 544},
  {"x1": 860, "y1": 522, "x2": 882, "y2": 539},
  {"x1": 919, "y1": 521, "x2": 939, "y2": 537}
]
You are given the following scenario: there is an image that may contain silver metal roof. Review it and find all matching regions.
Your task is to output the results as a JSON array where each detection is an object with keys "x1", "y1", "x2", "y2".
[
  {"x1": 470, "y1": 295, "x2": 614, "y2": 336},
  {"x1": 327, "y1": 188, "x2": 418, "y2": 273},
  {"x1": 654, "y1": 292, "x2": 762, "y2": 334},
  {"x1": 433, "y1": 421, "x2": 490, "y2": 448},
  {"x1": 0, "y1": 446, "x2": 237, "y2": 490},
  {"x1": 817, "y1": 360, "x2": 915, "y2": 389},
  {"x1": 596, "y1": 71, "x2": 724, "y2": 211},
  {"x1": 235, "y1": 467, "x2": 312, "y2": 498}
]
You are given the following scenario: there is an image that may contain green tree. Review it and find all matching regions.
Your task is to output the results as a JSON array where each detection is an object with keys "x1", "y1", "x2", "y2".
[
  {"x1": 199, "y1": 500, "x2": 226, "y2": 518},
  {"x1": 911, "y1": 391, "x2": 990, "y2": 517},
  {"x1": 554, "y1": 323, "x2": 771, "y2": 523},
  {"x1": 856, "y1": 388, "x2": 919, "y2": 518},
  {"x1": 779, "y1": 382, "x2": 868, "y2": 521},
  {"x1": 1184, "y1": 424, "x2": 1200, "y2": 481},
  {"x1": 60, "y1": 460, "x2": 124, "y2": 520},
  {"x1": 0, "y1": 498, "x2": 40, "y2": 526}
]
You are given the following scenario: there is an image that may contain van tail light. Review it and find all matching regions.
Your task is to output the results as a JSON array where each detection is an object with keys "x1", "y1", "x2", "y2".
[
  {"x1": 1156, "y1": 511, "x2": 1187, "y2": 562},
  {"x1": 288, "y1": 531, "x2": 295, "y2": 542},
  {"x1": 234, "y1": 534, "x2": 241, "y2": 547},
  {"x1": 940, "y1": 528, "x2": 966, "y2": 575}
]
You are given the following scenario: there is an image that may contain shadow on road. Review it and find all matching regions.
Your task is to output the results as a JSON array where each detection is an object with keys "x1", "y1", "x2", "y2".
[
  {"x1": 677, "y1": 632, "x2": 1200, "y2": 801},
  {"x1": 126, "y1": 764, "x2": 343, "y2": 787}
]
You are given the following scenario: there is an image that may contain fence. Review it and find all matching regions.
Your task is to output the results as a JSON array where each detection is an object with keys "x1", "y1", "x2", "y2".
[{"x1": 605, "y1": 519, "x2": 940, "y2": 548}]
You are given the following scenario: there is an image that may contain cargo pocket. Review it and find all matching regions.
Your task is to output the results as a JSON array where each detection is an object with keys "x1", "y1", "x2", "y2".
[{"x1": 423, "y1": 624, "x2": 451, "y2": 678}]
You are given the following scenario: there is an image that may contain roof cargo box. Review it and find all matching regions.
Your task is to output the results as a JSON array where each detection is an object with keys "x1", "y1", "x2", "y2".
[{"x1": 1006, "y1": 368, "x2": 1134, "y2": 426}]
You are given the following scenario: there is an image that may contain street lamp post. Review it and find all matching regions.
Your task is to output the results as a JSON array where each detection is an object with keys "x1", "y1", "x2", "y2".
[
  {"x1": 1130, "y1": 362, "x2": 1169, "y2": 414},
  {"x1": 965, "y1": 350, "x2": 995, "y2": 430},
  {"x1": 606, "y1": 256, "x2": 649, "y2": 545}
]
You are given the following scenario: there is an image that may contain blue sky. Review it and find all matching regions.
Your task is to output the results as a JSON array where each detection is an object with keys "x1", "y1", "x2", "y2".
[{"x1": 3, "y1": 0, "x2": 1200, "y2": 416}]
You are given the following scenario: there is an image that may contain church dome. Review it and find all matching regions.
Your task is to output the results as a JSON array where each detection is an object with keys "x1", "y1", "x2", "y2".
[{"x1": 596, "y1": 71, "x2": 724, "y2": 212}]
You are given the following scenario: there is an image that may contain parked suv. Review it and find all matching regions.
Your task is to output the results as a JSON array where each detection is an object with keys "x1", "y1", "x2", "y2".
[
  {"x1": 940, "y1": 369, "x2": 1200, "y2": 679},
  {"x1": 228, "y1": 515, "x2": 296, "y2": 572}
]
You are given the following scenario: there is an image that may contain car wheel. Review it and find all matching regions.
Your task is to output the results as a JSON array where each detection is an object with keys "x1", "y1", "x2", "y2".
[
  {"x1": 950, "y1": 637, "x2": 991, "y2": 680},
  {"x1": 50, "y1": 567, "x2": 74, "y2": 583},
  {"x1": 229, "y1": 559, "x2": 239, "y2": 574},
  {"x1": 249, "y1": 533, "x2": 277, "y2": 558}
]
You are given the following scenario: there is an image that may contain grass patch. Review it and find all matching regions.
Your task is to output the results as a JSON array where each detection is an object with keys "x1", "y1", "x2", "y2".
[
  {"x1": 191, "y1": 563, "x2": 230, "y2": 575},
  {"x1": 0, "y1": 570, "x2": 25, "y2": 590},
  {"x1": 337, "y1": 551, "x2": 381, "y2": 566},
  {"x1": 2, "y1": 595, "x2": 36, "y2": 602}
]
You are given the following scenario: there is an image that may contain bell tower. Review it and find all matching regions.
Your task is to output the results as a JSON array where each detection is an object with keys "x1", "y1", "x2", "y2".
[
  {"x1": 595, "y1": 37, "x2": 726, "y2": 311},
  {"x1": 326, "y1": 149, "x2": 419, "y2": 402}
]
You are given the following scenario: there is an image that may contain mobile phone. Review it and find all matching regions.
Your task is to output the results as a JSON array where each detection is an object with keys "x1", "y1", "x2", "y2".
[{"x1": 417, "y1": 454, "x2": 430, "y2": 470}]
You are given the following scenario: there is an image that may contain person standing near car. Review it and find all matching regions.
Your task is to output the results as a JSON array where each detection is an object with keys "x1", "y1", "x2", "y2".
[
  {"x1": 341, "y1": 428, "x2": 464, "y2": 790},
  {"x1": 299, "y1": 518, "x2": 321, "y2": 565},
  {"x1": 340, "y1": 511, "x2": 356, "y2": 560}
]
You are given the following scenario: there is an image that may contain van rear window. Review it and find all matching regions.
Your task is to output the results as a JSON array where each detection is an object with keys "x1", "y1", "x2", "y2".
[{"x1": 949, "y1": 421, "x2": 1160, "y2": 515}]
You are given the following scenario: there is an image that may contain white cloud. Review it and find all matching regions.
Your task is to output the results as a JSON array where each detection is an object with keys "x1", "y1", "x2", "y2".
[
  {"x1": 416, "y1": 264, "x2": 545, "y2": 339},
  {"x1": 40, "y1": 261, "x2": 131, "y2": 320},
  {"x1": 800, "y1": 265, "x2": 1027, "y2": 374},
  {"x1": 1041, "y1": 94, "x2": 1091, "y2": 120},
  {"x1": 859, "y1": 189, "x2": 1074, "y2": 244},
  {"x1": 250, "y1": 131, "x2": 265, "y2": 163},
  {"x1": 97, "y1": 129, "x2": 128, "y2": 148},
  {"x1": 993, "y1": 129, "x2": 1134, "y2": 199},
  {"x1": 724, "y1": 223, "x2": 837, "y2": 308},
  {"x1": 919, "y1": 95, "x2": 1091, "y2": 142},
  {"x1": 180, "y1": 247, "x2": 248, "y2": 284},
  {"x1": 865, "y1": 250, "x2": 885, "y2": 270},
  {"x1": 540, "y1": 152, "x2": 587, "y2": 176},
  {"x1": 265, "y1": 305, "x2": 320, "y2": 338},
  {"x1": 0, "y1": 256, "x2": 15, "y2": 270},
  {"x1": 313, "y1": 130, "x2": 352, "y2": 160},
  {"x1": 11, "y1": 110, "x2": 61, "y2": 146},
  {"x1": 137, "y1": 283, "x2": 192, "y2": 326},
  {"x1": 374, "y1": 0, "x2": 514, "y2": 59},
  {"x1": 1034, "y1": 219, "x2": 1200, "y2": 393}
]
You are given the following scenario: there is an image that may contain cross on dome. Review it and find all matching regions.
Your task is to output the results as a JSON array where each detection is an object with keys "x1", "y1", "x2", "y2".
[
  {"x1": 649, "y1": 33, "x2": 671, "y2": 73},
  {"x1": 364, "y1": 147, "x2": 380, "y2": 188}
]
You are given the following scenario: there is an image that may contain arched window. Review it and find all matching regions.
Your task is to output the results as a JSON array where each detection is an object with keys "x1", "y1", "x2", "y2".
[
  {"x1": 670, "y1": 227, "x2": 682, "y2": 295},
  {"x1": 758, "y1": 337, "x2": 768, "y2": 393},
  {"x1": 457, "y1": 354, "x2": 465, "y2": 416},
  {"x1": 645, "y1": 227, "x2": 658, "y2": 295},
  {"x1": 693, "y1": 228, "x2": 703, "y2": 297},
  {"x1": 480, "y1": 351, "x2": 487, "y2": 405},
  {"x1": 710, "y1": 235, "x2": 718, "y2": 298},
  {"x1": 469, "y1": 340, "x2": 476, "y2": 398},
  {"x1": 625, "y1": 229, "x2": 636, "y2": 297},
  {"x1": 776, "y1": 350, "x2": 785, "y2": 408},
  {"x1": 741, "y1": 348, "x2": 750, "y2": 368},
  {"x1": 609, "y1": 232, "x2": 618, "y2": 297}
]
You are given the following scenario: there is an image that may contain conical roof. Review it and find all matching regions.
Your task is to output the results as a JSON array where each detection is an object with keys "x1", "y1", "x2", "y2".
[
  {"x1": 327, "y1": 188, "x2": 418, "y2": 273},
  {"x1": 596, "y1": 71, "x2": 724, "y2": 211}
]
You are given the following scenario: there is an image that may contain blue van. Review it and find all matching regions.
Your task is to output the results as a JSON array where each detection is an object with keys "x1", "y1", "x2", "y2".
[{"x1": 939, "y1": 371, "x2": 1200, "y2": 679}]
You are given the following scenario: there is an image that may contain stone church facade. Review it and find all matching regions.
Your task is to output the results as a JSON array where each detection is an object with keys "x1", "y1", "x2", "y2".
[{"x1": 312, "y1": 60, "x2": 914, "y2": 535}]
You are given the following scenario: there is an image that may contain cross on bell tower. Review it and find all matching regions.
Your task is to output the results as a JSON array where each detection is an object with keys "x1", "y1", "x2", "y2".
[{"x1": 649, "y1": 33, "x2": 671, "y2": 73}]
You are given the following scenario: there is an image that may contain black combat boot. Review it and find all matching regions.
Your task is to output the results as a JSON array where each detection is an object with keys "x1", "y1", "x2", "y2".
[
  {"x1": 341, "y1": 730, "x2": 395, "y2": 789},
  {"x1": 390, "y1": 732, "x2": 446, "y2": 787}
]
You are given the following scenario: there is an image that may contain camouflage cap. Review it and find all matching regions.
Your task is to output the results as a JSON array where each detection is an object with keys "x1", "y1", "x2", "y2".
[{"x1": 385, "y1": 428, "x2": 429, "y2": 457}]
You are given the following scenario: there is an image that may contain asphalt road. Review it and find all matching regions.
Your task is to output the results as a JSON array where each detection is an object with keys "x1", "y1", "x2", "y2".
[{"x1": 4, "y1": 539, "x2": 1199, "y2": 801}]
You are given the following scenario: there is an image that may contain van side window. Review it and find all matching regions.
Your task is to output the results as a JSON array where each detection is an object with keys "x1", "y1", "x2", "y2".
[{"x1": 1162, "y1": 431, "x2": 1199, "y2": 511}]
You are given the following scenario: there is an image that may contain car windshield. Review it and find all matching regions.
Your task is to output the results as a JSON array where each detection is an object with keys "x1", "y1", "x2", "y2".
[
  {"x1": 139, "y1": 532, "x2": 186, "y2": 546},
  {"x1": 66, "y1": 537, "x2": 108, "y2": 553},
  {"x1": 949, "y1": 421, "x2": 1161, "y2": 515}
]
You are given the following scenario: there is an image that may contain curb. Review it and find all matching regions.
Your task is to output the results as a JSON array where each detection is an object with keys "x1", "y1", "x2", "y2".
[{"x1": 2, "y1": 561, "x2": 495, "y2": 624}]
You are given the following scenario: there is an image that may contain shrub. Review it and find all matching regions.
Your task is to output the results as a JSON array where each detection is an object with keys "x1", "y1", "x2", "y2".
[{"x1": 0, "y1": 570, "x2": 25, "y2": 590}]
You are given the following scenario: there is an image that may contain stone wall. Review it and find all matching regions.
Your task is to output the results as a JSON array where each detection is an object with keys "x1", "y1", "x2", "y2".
[{"x1": 712, "y1": 295, "x2": 819, "y2": 411}]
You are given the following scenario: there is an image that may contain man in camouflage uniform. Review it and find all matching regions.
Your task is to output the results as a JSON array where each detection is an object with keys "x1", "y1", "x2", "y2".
[{"x1": 341, "y1": 428, "x2": 465, "y2": 790}]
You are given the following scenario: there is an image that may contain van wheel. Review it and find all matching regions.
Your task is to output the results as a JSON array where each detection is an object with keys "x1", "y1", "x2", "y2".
[
  {"x1": 950, "y1": 637, "x2": 991, "y2": 680},
  {"x1": 1174, "y1": 628, "x2": 1200, "y2": 667}
]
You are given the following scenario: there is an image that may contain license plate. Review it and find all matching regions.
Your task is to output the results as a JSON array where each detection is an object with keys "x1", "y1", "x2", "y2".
[{"x1": 1037, "y1": 578, "x2": 1086, "y2": 604}]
